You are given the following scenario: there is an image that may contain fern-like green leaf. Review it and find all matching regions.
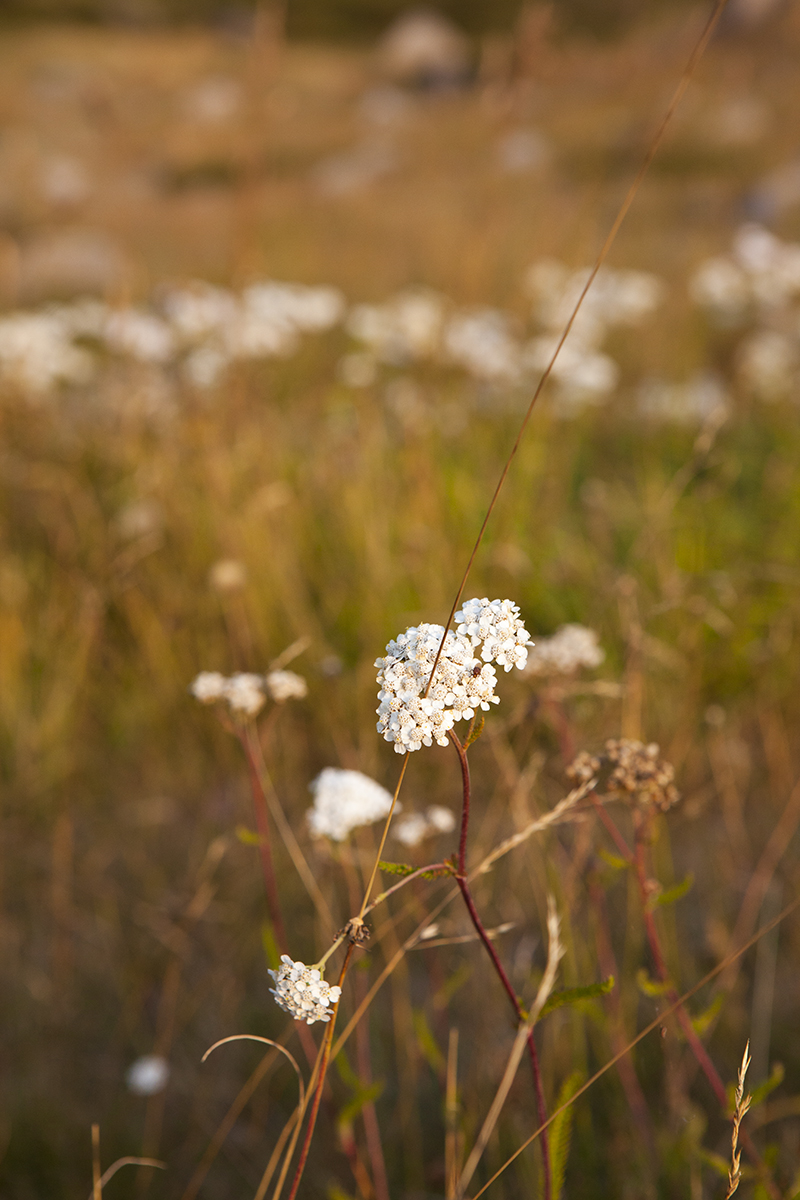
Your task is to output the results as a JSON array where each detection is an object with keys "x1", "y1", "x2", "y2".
[
  {"x1": 549, "y1": 1070, "x2": 585, "y2": 1200},
  {"x1": 539, "y1": 977, "x2": 614, "y2": 1019}
]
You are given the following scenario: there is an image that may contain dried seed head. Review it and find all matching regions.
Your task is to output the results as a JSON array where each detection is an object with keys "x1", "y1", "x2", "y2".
[{"x1": 567, "y1": 738, "x2": 679, "y2": 812}]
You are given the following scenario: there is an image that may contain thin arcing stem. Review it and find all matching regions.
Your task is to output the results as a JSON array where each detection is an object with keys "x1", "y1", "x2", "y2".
[
  {"x1": 240, "y1": 727, "x2": 288, "y2": 952},
  {"x1": 468, "y1": 892, "x2": 800, "y2": 1200},
  {"x1": 249, "y1": 728, "x2": 336, "y2": 934},
  {"x1": 359, "y1": 752, "x2": 410, "y2": 917},
  {"x1": 423, "y1": 0, "x2": 732, "y2": 698}
]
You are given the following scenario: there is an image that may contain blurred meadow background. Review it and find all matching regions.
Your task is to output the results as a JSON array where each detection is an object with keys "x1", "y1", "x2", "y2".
[{"x1": 2, "y1": 0, "x2": 800, "y2": 1197}]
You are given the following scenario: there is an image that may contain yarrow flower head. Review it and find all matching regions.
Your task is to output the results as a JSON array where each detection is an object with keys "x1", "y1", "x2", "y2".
[
  {"x1": 524, "y1": 624, "x2": 604, "y2": 676},
  {"x1": 394, "y1": 804, "x2": 456, "y2": 847},
  {"x1": 269, "y1": 955, "x2": 342, "y2": 1024},
  {"x1": 190, "y1": 668, "x2": 308, "y2": 717},
  {"x1": 307, "y1": 768, "x2": 397, "y2": 841},
  {"x1": 455, "y1": 597, "x2": 532, "y2": 671},
  {"x1": 376, "y1": 600, "x2": 531, "y2": 753},
  {"x1": 265, "y1": 670, "x2": 308, "y2": 702}
]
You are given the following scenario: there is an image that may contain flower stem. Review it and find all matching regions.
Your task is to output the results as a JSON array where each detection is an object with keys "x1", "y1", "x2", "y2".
[
  {"x1": 449, "y1": 733, "x2": 552, "y2": 1200},
  {"x1": 285, "y1": 943, "x2": 355, "y2": 1200},
  {"x1": 240, "y1": 726, "x2": 288, "y2": 954}
]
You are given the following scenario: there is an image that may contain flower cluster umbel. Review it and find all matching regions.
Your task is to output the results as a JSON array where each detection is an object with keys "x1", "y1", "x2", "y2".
[
  {"x1": 568, "y1": 738, "x2": 679, "y2": 812},
  {"x1": 269, "y1": 956, "x2": 342, "y2": 1024},
  {"x1": 190, "y1": 669, "x2": 307, "y2": 717},
  {"x1": 376, "y1": 598, "x2": 531, "y2": 753}
]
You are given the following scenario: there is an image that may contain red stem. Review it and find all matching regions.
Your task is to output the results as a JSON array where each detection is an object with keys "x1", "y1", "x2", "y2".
[
  {"x1": 450, "y1": 733, "x2": 552, "y2": 1200},
  {"x1": 286, "y1": 944, "x2": 355, "y2": 1200},
  {"x1": 592, "y1": 797, "x2": 779, "y2": 1197}
]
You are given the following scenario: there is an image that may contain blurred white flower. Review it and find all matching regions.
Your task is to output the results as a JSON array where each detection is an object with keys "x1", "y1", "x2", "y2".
[
  {"x1": 224, "y1": 673, "x2": 267, "y2": 717},
  {"x1": 104, "y1": 309, "x2": 176, "y2": 363},
  {"x1": 347, "y1": 289, "x2": 445, "y2": 364},
  {"x1": 524, "y1": 624, "x2": 604, "y2": 676},
  {"x1": 442, "y1": 309, "x2": 522, "y2": 384},
  {"x1": 0, "y1": 311, "x2": 95, "y2": 394},
  {"x1": 126, "y1": 1055, "x2": 170, "y2": 1096},
  {"x1": 394, "y1": 804, "x2": 456, "y2": 846},
  {"x1": 637, "y1": 373, "x2": 731, "y2": 423},
  {"x1": 308, "y1": 767, "x2": 397, "y2": 841},
  {"x1": 190, "y1": 671, "x2": 228, "y2": 703},
  {"x1": 209, "y1": 559, "x2": 248, "y2": 593},
  {"x1": 497, "y1": 128, "x2": 550, "y2": 174},
  {"x1": 737, "y1": 330, "x2": 797, "y2": 400},
  {"x1": 265, "y1": 670, "x2": 308, "y2": 702},
  {"x1": 269, "y1": 956, "x2": 342, "y2": 1024},
  {"x1": 190, "y1": 671, "x2": 266, "y2": 716}
]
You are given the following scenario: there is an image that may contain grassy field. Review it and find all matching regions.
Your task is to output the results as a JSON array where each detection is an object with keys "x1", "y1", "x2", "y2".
[{"x1": 1, "y1": 7, "x2": 800, "y2": 1200}]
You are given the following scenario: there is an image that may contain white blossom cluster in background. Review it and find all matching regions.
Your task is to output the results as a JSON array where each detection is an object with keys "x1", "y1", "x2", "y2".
[
  {"x1": 307, "y1": 767, "x2": 397, "y2": 841},
  {"x1": 690, "y1": 224, "x2": 800, "y2": 404},
  {"x1": 190, "y1": 669, "x2": 307, "y2": 716},
  {"x1": 524, "y1": 624, "x2": 604, "y2": 677},
  {"x1": 376, "y1": 599, "x2": 531, "y2": 753},
  {"x1": 0, "y1": 258, "x2": 667, "y2": 413},
  {"x1": 342, "y1": 262, "x2": 664, "y2": 402},
  {"x1": 0, "y1": 280, "x2": 344, "y2": 397},
  {"x1": 524, "y1": 260, "x2": 664, "y2": 413},
  {"x1": 269, "y1": 956, "x2": 342, "y2": 1024},
  {"x1": 394, "y1": 804, "x2": 456, "y2": 847}
]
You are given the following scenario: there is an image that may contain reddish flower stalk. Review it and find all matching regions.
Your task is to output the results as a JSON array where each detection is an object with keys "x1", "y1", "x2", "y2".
[
  {"x1": 590, "y1": 793, "x2": 780, "y2": 1200},
  {"x1": 450, "y1": 731, "x2": 552, "y2": 1200},
  {"x1": 285, "y1": 943, "x2": 355, "y2": 1200}
]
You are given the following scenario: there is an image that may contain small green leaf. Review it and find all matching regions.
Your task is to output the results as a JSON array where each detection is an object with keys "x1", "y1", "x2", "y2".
[
  {"x1": 236, "y1": 824, "x2": 266, "y2": 846},
  {"x1": 413, "y1": 1008, "x2": 446, "y2": 1074},
  {"x1": 597, "y1": 847, "x2": 630, "y2": 872},
  {"x1": 636, "y1": 968, "x2": 672, "y2": 997},
  {"x1": 652, "y1": 873, "x2": 694, "y2": 909},
  {"x1": 421, "y1": 865, "x2": 454, "y2": 880},
  {"x1": 337, "y1": 1080, "x2": 385, "y2": 1129},
  {"x1": 748, "y1": 1063, "x2": 785, "y2": 1111},
  {"x1": 539, "y1": 977, "x2": 614, "y2": 1020},
  {"x1": 690, "y1": 993, "x2": 724, "y2": 1037},
  {"x1": 464, "y1": 712, "x2": 485, "y2": 748},
  {"x1": 261, "y1": 921, "x2": 280, "y2": 971},
  {"x1": 549, "y1": 1070, "x2": 585, "y2": 1200},
  {"x1": 378, "y1": 861, "x2": 415, "y2": 876},
  {"x1": 698, "y1": 1149, "x2": 733, "y2": 1178}
]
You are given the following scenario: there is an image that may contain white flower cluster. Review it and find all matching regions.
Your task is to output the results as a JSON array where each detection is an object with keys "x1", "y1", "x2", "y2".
[
  {"x1": 394, "y1": 804, "x2": 456, "y2": 847},
  {"x1": 269, "y1": 956, "x2": 342, "y2": 1024},
  {"x1": 689, "y1": 225, "x2": 800, "y2": 404},
  {"x1": 524, "y1": 624, "x2": 604, "y2": 676},
  {"x1": 307, "y1": 768, "x2": 397, "y2": 841},
  {"x1": 455, "y1": 597, "x2": 532, "y2": 671},
  {"x1": 376, "y1": 599, "x2": 531, "y2": 753},
  {"x1": 0, "y1": 280, "x2": 344, "y2": 399},
  {"x1": 265, "y1": 670, "x2": 309, "y2": 702},
  {"x1": 190, "y1": 669, "x2": 308, "y2": 716},
  {"x1": 524, "y1": 260, "x2": 664, "y2": 413}
]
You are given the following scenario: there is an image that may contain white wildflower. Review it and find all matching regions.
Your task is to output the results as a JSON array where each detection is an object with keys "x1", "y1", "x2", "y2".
[
  {"x1": 190, "y1": 671, "x2": 228, "y2": 703},
  {"x1": 455, "y1": 597, "x2": 532, "y2": 671},
  {"x1": 308, "y1": 768, "x2": 397, "y2": 841},
  {"x1": 269, "y1": 955, "x2": 342, "y2": 1024},
  {"x1": 394, "y1": 804, "x2": 456, "y2": 847},
  {"x1": 266, "y1": 670, "x2": 308, "y2": 702},
  {"x1": 524, "y1": 624, "x2": 604, "y2": 676},
  {"x1": 224, "y1": 673, "x2": 266, "y2": 717},
  {"x1": 377, "y1": 601, "x2": 530, "y2": 753},
  {"x1": 126, "y1": 1055, "x2": 170, "y2": 1096}
]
